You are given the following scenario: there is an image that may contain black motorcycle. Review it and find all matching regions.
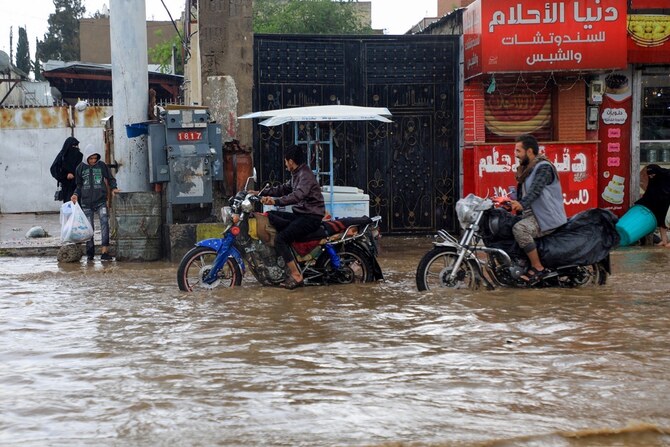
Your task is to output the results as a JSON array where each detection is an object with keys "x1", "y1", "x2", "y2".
[{"x1": 416, "y1": 194, "x2": 620, "y2": 291}]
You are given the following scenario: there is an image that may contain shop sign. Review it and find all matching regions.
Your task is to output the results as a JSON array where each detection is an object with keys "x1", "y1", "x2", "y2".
[
  {"x1": 472, "y1": 142, "x2": 599, "y2": 216},
  {"x1": 597, "y1": 70, "x2": 632, "y2": 216},
  {"x1": 464, "y1": 0, "x2": 627, "y2": 77},
  {"x1": 630, "y1": 0, "x2": 669, "y2": 8},
  {"x1": 627, "y1": 14, "x2": 670, "y2": 64}
]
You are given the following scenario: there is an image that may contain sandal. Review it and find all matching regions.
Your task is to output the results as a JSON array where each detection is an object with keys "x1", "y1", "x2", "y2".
[
  {"x1": 520, "y1": 267, "x2": 555, "y2": 285},
  {"x1": 279, "y1": 276, "x2": 305, "y2": 290}
]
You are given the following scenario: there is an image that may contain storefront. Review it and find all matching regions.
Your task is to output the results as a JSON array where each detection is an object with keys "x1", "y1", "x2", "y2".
[
  {"x1": 628, "y1": 0, "x2": 670, "y2": 194},
  {"x1": 461, "y1": 0, "x2": 634, "y2": 217}
]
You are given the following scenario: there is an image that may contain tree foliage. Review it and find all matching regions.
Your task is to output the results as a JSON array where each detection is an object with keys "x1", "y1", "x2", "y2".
[
  {"x1": 33, "y1": 38, "x2": 44, "y2": 81},
  {"x1": 16, "y1": 27, "x2": 31, "y2": 75},
  {"x1": 148, "y1": 29, "x2": 184, "y2": 75},
  {"x1": 37, "y1": 0, "x2": 86, "y2": 62},
  {"x1": 254, "y1": 0, "x2": 373, "y2": 34}
]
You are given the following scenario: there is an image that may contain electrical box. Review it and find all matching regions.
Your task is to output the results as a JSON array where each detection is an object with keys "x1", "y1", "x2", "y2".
[
  {"x1": 147, "y1": 108, "x2": 223, "y2": 221},
  {"x1": 589, "y1": 81, "x2": 604, "y2": 104},
  {"x1": 586, "y1": 105, "x2": 599, "y2": 130}
]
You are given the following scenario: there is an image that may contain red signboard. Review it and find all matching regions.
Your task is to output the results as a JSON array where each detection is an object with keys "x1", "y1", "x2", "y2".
[
  {"x1": 630, "y1": 0, "x2": 669, "y2": 8},
  {"x1": 627, "y1": 14, "x2": 670, "y2": 64},
  {"x1": 470, "y1": 142, "x2": 599, "y2": 217},
  {"x1": 597, "y1": 70, "x2": 633, "y2": 217},
  {"x1": 464, "y1": 0, "x2": 483, "y2": 79},
  {"x1": 465, "y1": 0, "x2": 627, "y2": 77},
  {"x1": 177, "y1": 131, "x2": 203, "y2": 142}
]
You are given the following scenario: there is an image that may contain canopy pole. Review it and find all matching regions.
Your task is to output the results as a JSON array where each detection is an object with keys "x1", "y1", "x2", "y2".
[{"x1": 328, "y1": 123, "x2": 334, "y2": 218}]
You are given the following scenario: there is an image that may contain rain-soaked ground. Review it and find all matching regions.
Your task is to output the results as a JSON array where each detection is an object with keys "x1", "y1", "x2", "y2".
[{"x1": 1, "y1": 237, "x2": 669, "y2": 446}]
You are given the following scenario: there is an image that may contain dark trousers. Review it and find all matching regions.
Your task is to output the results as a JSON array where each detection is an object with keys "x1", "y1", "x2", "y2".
[
  {"x1": 62, "y1": 179, "x2": 77, "y2": 203},
  {"x1": 269, "y1": 211, "x2": 322, "y2": 262},
  {"x1": 82, "y1": 202, "x2": 110, "y2": 256}
]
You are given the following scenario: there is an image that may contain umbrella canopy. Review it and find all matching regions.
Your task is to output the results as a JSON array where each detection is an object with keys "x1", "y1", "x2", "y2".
[{"x1": 239, "y1": 105, "x2": 392, "y2": 127}]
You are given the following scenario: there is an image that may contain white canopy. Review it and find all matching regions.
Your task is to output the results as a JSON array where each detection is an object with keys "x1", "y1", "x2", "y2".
[{"x1": 239, "y1": 105, "x2": 392, "y2": 127}]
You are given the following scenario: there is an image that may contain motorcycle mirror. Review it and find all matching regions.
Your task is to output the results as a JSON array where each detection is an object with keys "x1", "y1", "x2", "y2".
[{"x1": 243, "y1": 168, "x2": 257, "y2": 191}]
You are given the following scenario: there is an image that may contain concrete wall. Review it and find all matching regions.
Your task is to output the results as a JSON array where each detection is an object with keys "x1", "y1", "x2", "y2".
[
  {"x1": 199, "y1": 0, "x2": 254, "y2": 146},
  {"x1": 79, "y1": 18, "x2": 177, "y2": 65},
  {"x1": 0, "y1": 105, "x2": 112, "y2": 213}
]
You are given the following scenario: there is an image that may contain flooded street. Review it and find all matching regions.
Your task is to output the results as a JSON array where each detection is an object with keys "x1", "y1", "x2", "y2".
[{"x1": 1, "y1": 238, "x2": 670, "y2": 446}]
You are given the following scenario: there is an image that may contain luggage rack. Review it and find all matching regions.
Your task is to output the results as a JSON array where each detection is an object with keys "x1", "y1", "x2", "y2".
[{"x1": 328, "y1": 216, "x2": 382, "y2": 245}]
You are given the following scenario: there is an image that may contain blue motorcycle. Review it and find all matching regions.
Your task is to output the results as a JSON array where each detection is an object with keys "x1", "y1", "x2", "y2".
[{"x1": 177, "y1": 174, "x2": 383, "y2": 291}]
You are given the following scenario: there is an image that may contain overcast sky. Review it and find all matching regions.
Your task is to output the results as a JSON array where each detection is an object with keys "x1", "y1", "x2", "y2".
[{"x1": 0, "y1": 0, "x2": 439, "y2": 63}]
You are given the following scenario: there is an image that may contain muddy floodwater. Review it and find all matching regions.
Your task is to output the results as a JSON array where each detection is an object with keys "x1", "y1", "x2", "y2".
[{"x1": 1, "y1": 237, "x2": 669, "y2": 446}]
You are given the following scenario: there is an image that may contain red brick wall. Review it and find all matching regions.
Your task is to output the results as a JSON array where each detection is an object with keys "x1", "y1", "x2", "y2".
[{"x1": 556, "y1": 81, "x2": 587, "y2": 141}]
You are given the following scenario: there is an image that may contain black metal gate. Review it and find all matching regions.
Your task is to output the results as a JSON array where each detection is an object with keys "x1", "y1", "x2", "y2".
[{"x1": 253, "y1": 34, "x2": 460, "y2": 234}]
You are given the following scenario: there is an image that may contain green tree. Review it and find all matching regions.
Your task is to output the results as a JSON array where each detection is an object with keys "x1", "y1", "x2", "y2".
[
  {"x1": 148, "y1": 29, "x2": 184, "y2": 75},
  {"x1": 33, "y1": 38, "x2": 44, "y2": 81},
  {"x1": 37, "y1": 0, "x2": 86, "y2": 62},
  {"x1": 254, "y1": 0, "x2": 373, "y2": 34},
  {"x1": 16, "y1": 27, "x2": 31, "y2": 75}
]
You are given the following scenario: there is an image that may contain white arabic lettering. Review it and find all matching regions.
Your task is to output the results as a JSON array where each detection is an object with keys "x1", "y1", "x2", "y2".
[
  {"x1": 543, "y1": 2, "x2": 565, "y2": 24},
  {"x1": 563, "y1": 189, "x2": 590, "y2": 206},
  {"x1": 604, "y1": 6, "x2": 618, "y2": 21},
  {"x1": 526, "y1": 49, "x2": 583, "y2": 66},
  {"x1": 503, "y1": 31, "x2": 606, "y2": 47},
  {"x1": 478, "y1": 148, "x2": 518, "y2": 177},
  {"x1": 489, "y1": 11, "x2": 505, "y2": 32},
  {"x1": 490, "y1": 2, "x2": 616, "y2": 34}
]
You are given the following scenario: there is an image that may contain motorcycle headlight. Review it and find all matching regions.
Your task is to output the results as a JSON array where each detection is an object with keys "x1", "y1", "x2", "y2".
[
  {"x1": 241, "y1": 198, "x2": 254, "y2": 213},
  {"x1": 221, "y1": 206, "x2": 233, "y2": 225}
]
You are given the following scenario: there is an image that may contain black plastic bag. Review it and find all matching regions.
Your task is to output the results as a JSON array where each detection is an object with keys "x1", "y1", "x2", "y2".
[
  {"x1": 537, "y1": 208, "x2": 620, "y2": 268},
  {"x1": 482, "y1": 207, "x2": 619, "y2": 267}
]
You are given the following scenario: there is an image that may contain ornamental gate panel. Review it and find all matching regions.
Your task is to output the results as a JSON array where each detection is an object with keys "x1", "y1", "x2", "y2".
[{"x1": 253, "y1": 34, "x2": 460, "y2": 234}]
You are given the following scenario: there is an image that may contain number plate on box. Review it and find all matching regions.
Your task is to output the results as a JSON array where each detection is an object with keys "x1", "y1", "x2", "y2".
[{"x1": 177, "y1": 131, "x2": 203, "y2": 141}]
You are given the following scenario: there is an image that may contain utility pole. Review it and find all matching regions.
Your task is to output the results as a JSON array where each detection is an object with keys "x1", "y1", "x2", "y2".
[{"x1": 110, "y1": 0, "x2": 150, "y2": 192}]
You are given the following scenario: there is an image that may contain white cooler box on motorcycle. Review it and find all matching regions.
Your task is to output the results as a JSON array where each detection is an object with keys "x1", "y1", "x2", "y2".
[{"x1": 263, "y1": 185, "x2": 370, "y2": 218}]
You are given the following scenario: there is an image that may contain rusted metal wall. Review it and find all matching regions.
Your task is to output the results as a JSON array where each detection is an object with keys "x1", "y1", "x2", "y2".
[{"x1": 0, "y1": 105, "x2": 112, "y2": 213}]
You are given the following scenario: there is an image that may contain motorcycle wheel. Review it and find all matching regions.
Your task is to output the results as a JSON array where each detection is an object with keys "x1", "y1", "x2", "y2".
[
  {"x1": 315, "y1": 244, "x2": 374, "y2": 283},
  {"x1": 416, "y1": 247, "x2": 479, "y2": 291},
  {"x1": 557, "y1": 263, "x2": 608, "y2": 287},
  {"x1": 177, "y1": 246, "x2": 242, "y2": 292}
]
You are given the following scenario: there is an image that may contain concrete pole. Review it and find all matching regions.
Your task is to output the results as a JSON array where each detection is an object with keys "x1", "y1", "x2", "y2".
[{"x1": 110, "y1": 0, "x2": 150, "y2": 192}]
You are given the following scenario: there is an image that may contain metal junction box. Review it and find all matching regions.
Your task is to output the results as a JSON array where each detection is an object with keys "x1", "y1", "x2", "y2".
[{"x1": 147, "y1": 108, "x2": 223, "y2": 211}]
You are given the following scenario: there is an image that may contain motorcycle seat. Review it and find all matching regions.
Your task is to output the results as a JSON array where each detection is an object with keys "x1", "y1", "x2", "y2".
[{"x1": 296, "y1": 216, "x2": 374, "y2": 242}]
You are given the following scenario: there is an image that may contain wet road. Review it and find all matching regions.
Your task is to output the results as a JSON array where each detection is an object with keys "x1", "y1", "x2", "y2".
[{"x1": 1, "y1": 238, "x2": 669, "y2": 446}]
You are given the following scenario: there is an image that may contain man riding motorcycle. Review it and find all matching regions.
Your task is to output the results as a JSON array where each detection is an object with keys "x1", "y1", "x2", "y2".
[
  {"x1": 251, "y1": 145, "x2": 325, "y2": 289},
  {"x1": 508, "y1": 134, "x2": 567, "y2": 284}
]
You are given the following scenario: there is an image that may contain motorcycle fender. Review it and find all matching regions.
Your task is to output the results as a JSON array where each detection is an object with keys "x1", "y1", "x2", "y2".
[
  {"x1": 433, "y1": 240, "x2": 461, "y2": 249},
  {"x1": 348, "y1": 241, "x2": 384, "y2": 281},
  {"x1": 600, "y1": 254, "x2": 611, "y2": 274},
  {"x1": 371, "y1": 254, "x2": 384, "y2": 281},
  {"x1": 196, "y1": 237, "x2": 246, "y2": 274}
]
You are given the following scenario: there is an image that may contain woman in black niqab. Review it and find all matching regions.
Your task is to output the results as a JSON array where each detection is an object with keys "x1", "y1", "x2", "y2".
[
  {"x1": 58, "y1": 136, "x2": 83, "y2": 203},
  {"x1": 636, "y1": 164, "x2": 670, "y2": 247}
]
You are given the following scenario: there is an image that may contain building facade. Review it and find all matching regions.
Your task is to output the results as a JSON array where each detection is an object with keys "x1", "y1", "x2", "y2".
[{"x1": 439, "y1": 0, "x2": 669, "y2": 218}]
